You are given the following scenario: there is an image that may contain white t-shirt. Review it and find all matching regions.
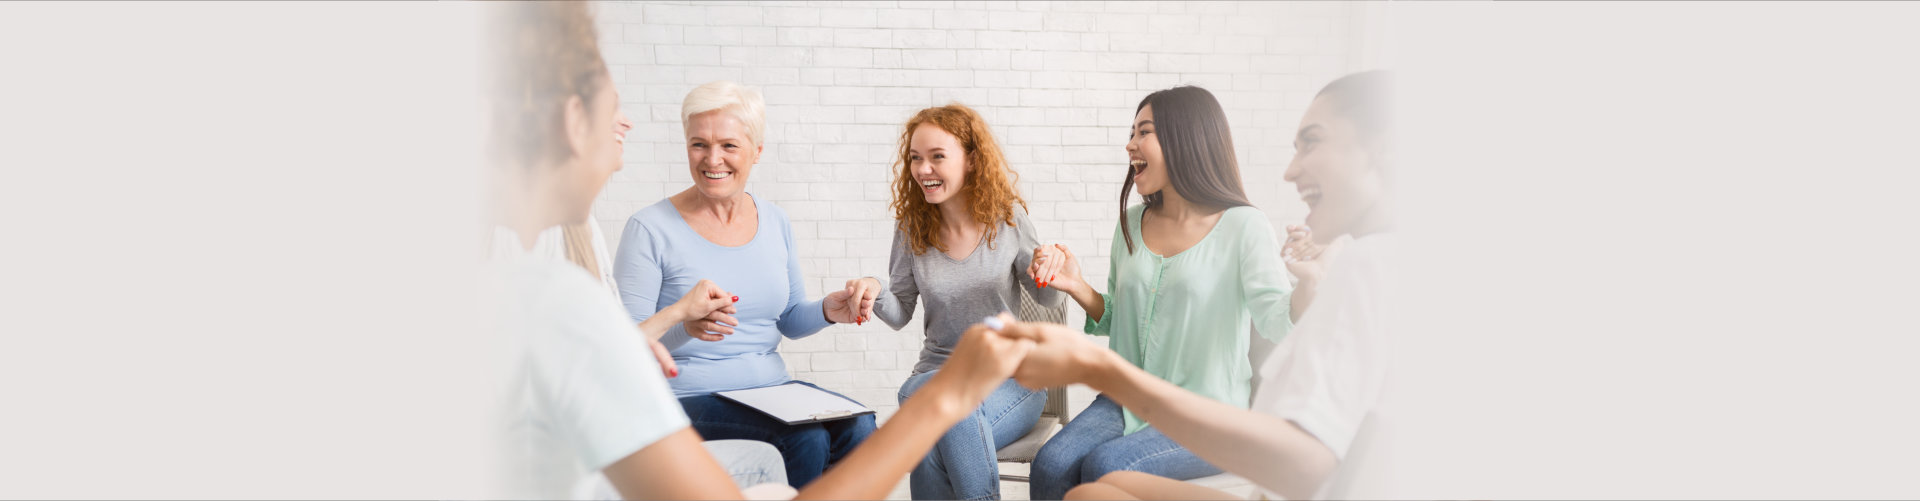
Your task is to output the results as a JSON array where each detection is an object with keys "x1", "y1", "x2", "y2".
[
  {"x1": 487, "y1": 229, "x2": 688, "y2": 499},
  {"x1": 1249, "y1": 233, "x2": 1394, "y2": 498}
]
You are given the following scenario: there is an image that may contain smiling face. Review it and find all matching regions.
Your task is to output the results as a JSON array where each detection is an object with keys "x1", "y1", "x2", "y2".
[
  {"x1": 1284, "y1": 95, "x2": 1384, "y2": 242},
  {"x1": 908, "y1": 124, "x2": 970, "y2": 206},
  {"x1": 1126, "y1": 104, "x2": 1169, "y2": 198},
  {"x1": 684, "y1": 109, "x2": 761, "y2": 201}
]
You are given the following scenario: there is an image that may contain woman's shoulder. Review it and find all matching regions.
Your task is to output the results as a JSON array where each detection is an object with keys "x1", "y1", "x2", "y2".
[
  {"x1": 749, "y1": 192, "x2": 791, "y2": 222},
  {"x1": 630, "y1": 196, "x2": 680, "y2": 225},
  {"x1": 1217, "y1": 205, "x2": 1272, "y2": 227}
]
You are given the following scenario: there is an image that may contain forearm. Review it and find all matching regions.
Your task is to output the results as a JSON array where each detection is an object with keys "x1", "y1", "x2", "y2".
[
  {"x1": 1289, "y1": 278, "x2": 1318, "y2": 323},
  {"x1": 1090, "y1": 352, "x2": 1338, "y2": 500},
  {"x1": 635, "y1": 303, "x2": 685, "y2": 340},
  {"x1": 794, "y1": 374, "x2": 976, "y2": 500},
  {"x1": 1064, "y1": 282, "x2": 1105, "y2": 321},
  {"x1": 871, "y1": 278, "x2": 913, "y2": 330}
]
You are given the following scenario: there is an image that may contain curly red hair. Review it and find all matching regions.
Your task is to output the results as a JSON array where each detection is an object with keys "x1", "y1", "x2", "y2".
[{"x1": 889, "y1": 104, "x2": 1026, "y2": 256}]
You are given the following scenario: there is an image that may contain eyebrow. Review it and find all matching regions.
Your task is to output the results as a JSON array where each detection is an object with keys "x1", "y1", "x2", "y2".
[
  {"x1": 1135, "y1": 119, "x2": 1154, "y2": 129},
  {"x1": 1294, "y1": 124, "x2": 1323, "y2": 141},
  {"x1": 688, "y1": 136, "x2": 744, "y2": 144}
]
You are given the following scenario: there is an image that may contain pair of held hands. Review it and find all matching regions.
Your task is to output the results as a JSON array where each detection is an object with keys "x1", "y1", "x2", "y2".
[
  {"x1": 825, "y1": 225, "x2": 1339, "y2": 327},
  {"x1": 648, "y1": 225, "x2": 1339, "y2": 379}
]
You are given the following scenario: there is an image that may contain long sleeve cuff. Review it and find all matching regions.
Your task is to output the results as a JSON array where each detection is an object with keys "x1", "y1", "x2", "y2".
[
  {"x1": 779, "y1": 297, "x2": 834, "y2": 340},
  {"x1": 1083, "y1": 292, "x2": 1114, "y2": 336}
]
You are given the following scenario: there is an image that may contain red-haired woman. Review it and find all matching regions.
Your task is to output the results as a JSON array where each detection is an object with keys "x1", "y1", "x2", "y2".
[{"x1": 836, "y1": 103, "x2": 1064, "y2": 500}]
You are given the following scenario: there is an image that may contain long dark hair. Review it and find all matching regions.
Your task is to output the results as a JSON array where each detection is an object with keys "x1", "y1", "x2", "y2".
[{"x1": 1119, "y1": 86, "x2": 1253, "y2": 254}]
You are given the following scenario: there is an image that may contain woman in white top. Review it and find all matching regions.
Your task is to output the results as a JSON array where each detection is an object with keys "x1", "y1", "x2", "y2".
[
  {"x1": 984, "y1": 70, "x2": 1397, "y2": 501},
  {"x1": 481, "y1": 3, "x2": 1040, "y2": 499}
]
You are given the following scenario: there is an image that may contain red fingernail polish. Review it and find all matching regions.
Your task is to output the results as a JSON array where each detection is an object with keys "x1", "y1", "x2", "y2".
[
  {"x1": 669, "y1": 368, "x2": 678, "y2": 378},
  {"x1": 731, "y1": 296, "x2": 739, "y2": 302}
]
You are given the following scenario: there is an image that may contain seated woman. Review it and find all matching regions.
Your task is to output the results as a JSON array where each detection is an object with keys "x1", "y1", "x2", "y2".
[
  {"x1": 611, "y1": 80, "x2": 875, "y2": 489},
  {"x1": 835, "y1": 103, "x2": 1064, "y2": 500},
  {"x1": 1024, "y1": 86, "x2": 1299, "y2": 500},
  {"x1": 992, "y1": 70, "x2": 1398, "y2": 501}
]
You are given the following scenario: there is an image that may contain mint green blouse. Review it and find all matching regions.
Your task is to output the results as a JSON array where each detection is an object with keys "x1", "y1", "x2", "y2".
[{"x1": 1086, "y1": 204, "x2": 1294, "y2": 435}]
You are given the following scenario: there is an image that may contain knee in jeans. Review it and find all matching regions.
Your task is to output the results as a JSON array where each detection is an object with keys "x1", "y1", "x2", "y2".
[
  {"x1": 786, "y1": 425, "x2": 830, "y2": 454},
  {"x1": 1079, "y1": 447, "x2": 1133, "y2": 481}
]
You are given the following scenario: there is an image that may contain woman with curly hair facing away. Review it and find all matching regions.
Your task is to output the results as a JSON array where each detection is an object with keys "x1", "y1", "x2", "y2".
[{"x1": 834, "y1": 103, "x2": 1066, "y2": 500}]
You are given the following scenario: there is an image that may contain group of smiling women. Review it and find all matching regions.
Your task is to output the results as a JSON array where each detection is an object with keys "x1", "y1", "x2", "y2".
[{"x1": 488, "y1": 3, "x2": 1394, "y2": 501}]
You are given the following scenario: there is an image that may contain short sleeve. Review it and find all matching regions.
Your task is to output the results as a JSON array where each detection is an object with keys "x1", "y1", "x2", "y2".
[
  {"x1": 1248, "y1": 238, "x2": 1389, "y2": 460},
  {"x1": 536, "y1": 277, "x2": 690, "y2": 471}
]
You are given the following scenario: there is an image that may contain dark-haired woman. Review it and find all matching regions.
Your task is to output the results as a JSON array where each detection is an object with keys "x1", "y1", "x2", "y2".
[{"x1": 1021, "y1": 86, "x2": 1301, "y2": 500}]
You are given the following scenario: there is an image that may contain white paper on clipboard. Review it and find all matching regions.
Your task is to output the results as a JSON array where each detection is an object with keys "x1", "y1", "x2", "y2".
[{"x1": 715, "y1": 382, "x2": 874, "y2": 425}]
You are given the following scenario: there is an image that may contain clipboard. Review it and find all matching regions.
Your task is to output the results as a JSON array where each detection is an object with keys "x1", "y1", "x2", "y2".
[{"x1": 715, "y1": 382, "x2": 875, "y2": 425}]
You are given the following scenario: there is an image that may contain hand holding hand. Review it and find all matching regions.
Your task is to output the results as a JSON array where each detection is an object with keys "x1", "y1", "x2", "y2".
[
  {"x1": 824, "y1": 277, "x2": 881, "y2": 325},
  {"x1": 991, "y1": 315, "x2": 1116, "y2": 390},
  {"x1": 1282, "y1": 225, "x2": 1331, "y2": 285},
  {"x1": 1031, "y1": 244, "x2": 1086, "y2": 294},
  {"x1": 674, "y1": 279, "x2": 739, "y2": 342},
  {"x1": 1027, "y1": 244, "x2": 1066, "y2": 289},
  {"x1": 933, "y1": 313, "x2": 1036, "y2": 401}
]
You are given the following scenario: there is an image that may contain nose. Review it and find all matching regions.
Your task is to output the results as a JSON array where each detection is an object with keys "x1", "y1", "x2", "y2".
[
  {"x1": 707, "y1": 148, "x2": 726, "y2": 168},
  {"x1": 1282, "y1": 156, "x2": 1301, "y2": 183},
  {"x1": 911, "y1": 158, "x2": 931, "y2": 176}
]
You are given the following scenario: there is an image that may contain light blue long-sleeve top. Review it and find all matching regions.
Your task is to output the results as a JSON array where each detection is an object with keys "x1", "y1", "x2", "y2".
[{"x1": 613, "y1": 193, "x2": 832, "y2": 398}]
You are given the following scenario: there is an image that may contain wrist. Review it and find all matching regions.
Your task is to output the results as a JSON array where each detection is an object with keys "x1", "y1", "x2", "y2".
[
  {"x1": 917, "y1": 372, "x2": 977, "y2": 421},
  {"x1": 1082, "y1": 348, "x2": 1129, "y2": 394}
]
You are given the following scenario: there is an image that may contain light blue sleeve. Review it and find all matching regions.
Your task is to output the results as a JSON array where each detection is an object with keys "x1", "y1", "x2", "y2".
[
  {"x1": 774, "y1": 211, "x2": 832, "y2": 339},
  {"x1": 612, "y1": 214, "x2": 693, "y2": 350}
]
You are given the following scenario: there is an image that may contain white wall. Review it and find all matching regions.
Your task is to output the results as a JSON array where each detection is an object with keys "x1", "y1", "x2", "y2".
[{"x1": 592, "y1": 0, "x2": 1376, "y2": 418}]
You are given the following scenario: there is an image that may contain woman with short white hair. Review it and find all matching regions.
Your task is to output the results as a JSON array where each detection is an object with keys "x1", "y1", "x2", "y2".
[{"x1": 612, "y1": 80, "x2": 877, "y2": 489}]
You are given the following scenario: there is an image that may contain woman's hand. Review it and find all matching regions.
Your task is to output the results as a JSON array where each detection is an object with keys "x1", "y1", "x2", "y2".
[
  {"x1": 991, "y1": 315, "x2": 1122, "y2": 391},
  {"x1": 1027, "y1": 244, "x2": 1065, "y2": 289},
  {"x1": 1031, "y1": 244, "x2": 1087, "y2": 295},
  {"x1": 1282, "y1": 225, "x2": 1329, "y2": 285},
  {"x1": 823, "y1": 277, "x2": 880, "y2": 325},
  {"x1": 929, "y1": 313, "x2": 1035, "y2": 403},
  {"x1": 673, "y1": 279, "x2": 739, "y2": 342},
  {"x1": 646, "y1": 336, "x2": 679, "y2": 379}
]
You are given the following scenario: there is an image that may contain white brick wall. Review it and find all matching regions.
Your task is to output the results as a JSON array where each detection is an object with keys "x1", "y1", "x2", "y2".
[{"x1": 593, "y1": 0, "x2": 1375, "y2": 419}]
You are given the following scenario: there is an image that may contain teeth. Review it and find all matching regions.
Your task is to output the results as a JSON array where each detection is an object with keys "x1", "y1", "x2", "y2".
[
  {"x1": 921, "y1": 180, "x2": 942, "y2": 187},
  {"x1": 703, "y1": 171, "x2": 730, "y2": 179},
  {"x1": 613, "y1": 134, "x2": 625, "y2": 145},
  {"x1": 1130, "y1": 160, "x2": 1146, "y2": 168}
]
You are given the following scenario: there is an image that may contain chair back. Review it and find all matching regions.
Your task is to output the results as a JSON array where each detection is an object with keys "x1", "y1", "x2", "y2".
[{"x1": 1014, "y1": 285, "x2": 1071, "y2": 424}]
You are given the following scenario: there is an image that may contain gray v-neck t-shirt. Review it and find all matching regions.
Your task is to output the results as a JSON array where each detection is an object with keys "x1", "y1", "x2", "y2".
[{"x1": 872, "y1": 207, "x2": 1066, "y2": 375}]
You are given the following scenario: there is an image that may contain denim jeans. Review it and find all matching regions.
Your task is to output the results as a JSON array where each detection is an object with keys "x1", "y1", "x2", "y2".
[
  {"x1": 1029, "y1": 395, "x2": 1222, "y2": 500},
  {"x1": 677, "y1": 381, "x2": 877, "y2": 488},
  {"x1": 899, "y1": 370, "x2": 1047, "y2": 501}
]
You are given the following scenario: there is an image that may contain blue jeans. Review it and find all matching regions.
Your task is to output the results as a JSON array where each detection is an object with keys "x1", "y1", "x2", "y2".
[
  {"x1": 677, "y1": 381, "x2": 877, "y2": 488},
  {"x1": 1029, "y1": 395, "x2": 1222, "y2": 500},
  {"x1": 899, "y1": 370, "x2": 1047, "y2": 501}
]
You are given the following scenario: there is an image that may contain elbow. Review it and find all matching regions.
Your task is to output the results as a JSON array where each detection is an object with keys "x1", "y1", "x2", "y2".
[{"x1": 1276, "y1": 446, "x2": 1341, "y2": 500}]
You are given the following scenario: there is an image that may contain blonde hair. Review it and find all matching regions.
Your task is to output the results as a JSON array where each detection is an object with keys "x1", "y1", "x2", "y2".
[
  {"x1": 482, "y1": 1, "x2": 609, "y2": 172},
  {"x1": 681, "y1": 81, "x2": 766, "y2": 146},
  {"x1": 560, "y1": 223, "x2": 600, "y2": 282},
  {"x1": 889, "y1": 103, "x2": 1026, "y2": 256}
]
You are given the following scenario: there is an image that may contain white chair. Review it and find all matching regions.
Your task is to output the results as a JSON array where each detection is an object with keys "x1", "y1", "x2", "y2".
[{"x1": 995, "y1": 285, "x2": 1072, "y2": 482}]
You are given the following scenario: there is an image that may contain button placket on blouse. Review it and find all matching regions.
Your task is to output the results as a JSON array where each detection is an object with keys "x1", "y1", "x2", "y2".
[{"x1": 1140, "y1": 254, "x2": 1169, "y2": 366}]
